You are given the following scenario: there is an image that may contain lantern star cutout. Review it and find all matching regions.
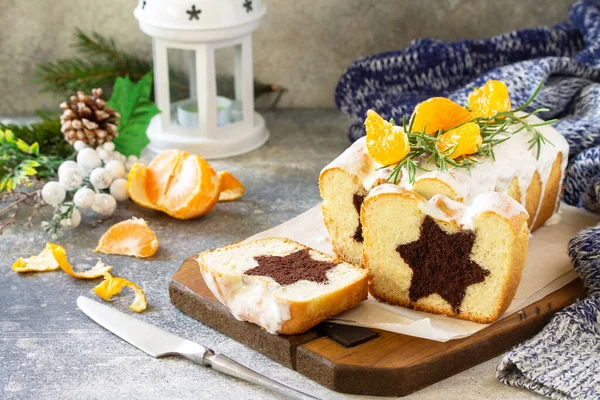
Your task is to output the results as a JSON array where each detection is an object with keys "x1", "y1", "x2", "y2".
[
  {"x1": 396, "y1": 216, "x2": 490, "y2": 312},
  {"x1": 243, "y1": 0, "x2": 253, "y2": 13},
  {"x1": 186, "y1": 5, "x2": 201, "y2": 20},
  {"x1": 245, "y1": 249, "x2": 338, "y2": 286}
]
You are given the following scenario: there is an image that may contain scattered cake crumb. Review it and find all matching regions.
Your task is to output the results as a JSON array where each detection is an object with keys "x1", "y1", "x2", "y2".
[{"x1": 316, "y1": 236, "x2": 330, "y2": 244}]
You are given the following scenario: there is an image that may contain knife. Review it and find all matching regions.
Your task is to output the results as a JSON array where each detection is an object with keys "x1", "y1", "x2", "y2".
[{"x1": 77, "y1": 296, "x2": 318, "y2": 400}]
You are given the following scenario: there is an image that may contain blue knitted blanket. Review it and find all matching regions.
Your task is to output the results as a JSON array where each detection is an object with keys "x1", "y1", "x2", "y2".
[{"x1": 335, "y1": 1, "x2": 600, "y2": 398}]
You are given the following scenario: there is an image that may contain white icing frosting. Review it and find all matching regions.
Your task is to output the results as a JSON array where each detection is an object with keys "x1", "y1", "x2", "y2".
[
  {"x1": 325, "y1": 113, "x2": 569, "y2": 227},
  {"x1": 199, "y1": 239, "x2": 365, "y2": 334},
  {"x1": 321, "y1": 137, "x2": 392, "y2": 190},
  {"x1": 368, "y1": 183, "x2": 528, "y2": 231}
]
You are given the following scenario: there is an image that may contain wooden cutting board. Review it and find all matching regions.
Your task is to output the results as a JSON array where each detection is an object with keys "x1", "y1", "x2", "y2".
[{"x1": 169, "y1": 256, "x2": 585, "y2": 397}]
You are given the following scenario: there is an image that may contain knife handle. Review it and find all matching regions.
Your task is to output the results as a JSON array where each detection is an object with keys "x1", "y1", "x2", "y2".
[{"x1": 193, "y1": 350, "x2": 319, "y2": 400}]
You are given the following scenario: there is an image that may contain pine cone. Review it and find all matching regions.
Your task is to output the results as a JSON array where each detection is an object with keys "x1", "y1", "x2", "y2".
[{"x1": 60, "y1": 88, "x2": 120, "y2": 148}]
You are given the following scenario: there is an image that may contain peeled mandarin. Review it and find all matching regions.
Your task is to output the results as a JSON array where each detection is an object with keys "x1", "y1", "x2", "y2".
[
  {"x1": 364, "y1": 109, "x2": 410, "y2": 166},
  {"x1": 127, "y1": 150, "x2": 221, "y2": 220},
  {"x1": 436, "y1": 122, "x2": 483, "y2": 159},
  {"x1": 156, "y1": 155, "x2": 220, "y2": 220},
  {"x1": 410, "y1": 97, "x2": 472, "y2": 136},
  {"x1": 468, "y1": 80, "x2": 511, "y2": 118}
]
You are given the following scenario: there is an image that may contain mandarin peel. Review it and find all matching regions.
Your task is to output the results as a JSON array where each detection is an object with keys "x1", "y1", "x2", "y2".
[
  {"x1": 48, "y1": 243, "x2": 112, "y2": 279},
  {"x1": 93, "y1": 272, "x2": 148, "y2": 313},
  {"x1": 218, "y1": 171, "x2": 245, "y2": 202},
  {"x1": 11, "y1": 244, "x2": 59, "y2": 273}
]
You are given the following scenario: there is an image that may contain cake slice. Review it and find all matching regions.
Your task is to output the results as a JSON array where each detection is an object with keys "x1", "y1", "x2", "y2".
[
  {"x1": 319, "y1": 137, "x2": 390, "y2": 266},
  {"x1": 198, "y1": 238, "x2": 368, "y2": 335},
  {"x1": 361, "y1": 184, "x2": 529, "y2": 323}
]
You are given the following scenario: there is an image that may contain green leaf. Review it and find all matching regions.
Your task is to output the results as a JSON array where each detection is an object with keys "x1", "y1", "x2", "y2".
[
  {"x1": 29, "y1": 142, "x2": 40, "y2": 155},
  {"x1": 108, "y1": 72, "x2": 160, "y2": 157}
]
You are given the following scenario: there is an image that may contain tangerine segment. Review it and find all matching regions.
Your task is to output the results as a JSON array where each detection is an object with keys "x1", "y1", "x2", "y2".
[
  {"x1": 93, "y1": 272, "x2": 147, "y2": 312},
  {"x1": 146, "y1": 149, "x2": 184, "y2": 204},
  {"x1": 94, "y1": 218, "x2": 159, "y2": 258},
  {"x1": 128, "y1": 163, "x2": 158, "y2": 210},
  {"x1": 12, "y1": 244, "x2": 59, "y2": 273},
  {"x1": 365, "y1": 109, "x2": 410, "y2": 165},
  {"x1": 48, "y1": 243, "x2": 112, "y2": 279},
  {"x1": 411, "y1": 97, "x2": 472, "y2": 135},
  {"x1": 157, "y1": 155, "x2": 220, "y2": 220},
  {"x1": 436, "y1": 122, "x2": 483, "y2": 159},
  {"x1": 468, "y1": 80, "x2": 511, "y2": 118},
  {"x1": 218, "y1": 171, "x2": 245, "y2": 202}
]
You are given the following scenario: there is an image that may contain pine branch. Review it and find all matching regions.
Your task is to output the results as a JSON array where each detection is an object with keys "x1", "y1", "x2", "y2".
[{"x1": 37, "y1": 30, "x2": 287, "y2": 107}]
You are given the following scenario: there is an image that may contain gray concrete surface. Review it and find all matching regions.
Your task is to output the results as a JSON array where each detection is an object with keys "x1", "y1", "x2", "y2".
[
  {"x1": 0, "y1": 109, "x2": 542, "y2": 399},
  {"x1": 0, "y1": 0, "x2": 576, "y2": 114}
]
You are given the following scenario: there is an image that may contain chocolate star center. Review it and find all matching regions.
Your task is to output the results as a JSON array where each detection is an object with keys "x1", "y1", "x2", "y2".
[
  {"x1": 245, "y1": 249, "x2": 338, "y2": 286},
  {"x1": 352, "y1": 193, "x2": 365, "y2": 243},
  {"x1": 396, "y1": 216, "x2": 489, "y2": 312}
]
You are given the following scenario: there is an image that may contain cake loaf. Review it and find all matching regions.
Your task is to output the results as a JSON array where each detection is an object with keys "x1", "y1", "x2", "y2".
[
  {"x1": 198, "y1": 238, "x2": 368, "y2": 335},
  {"x1": 320, "y1": 113, "x2": 568, "y2": 266},
  {"x1": 361, "y1": 184, "x2": 529, "y2": 323}
]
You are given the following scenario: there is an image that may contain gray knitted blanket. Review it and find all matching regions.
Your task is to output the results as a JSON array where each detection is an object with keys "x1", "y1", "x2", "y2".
[{"x1": 497, "y1": 224, "x2": 600, "y2": 399}]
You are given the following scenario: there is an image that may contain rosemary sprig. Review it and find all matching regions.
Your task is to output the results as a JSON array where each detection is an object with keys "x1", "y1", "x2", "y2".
[{"x1": 385, "y1": 80, "x2": 554, "y2": 185}]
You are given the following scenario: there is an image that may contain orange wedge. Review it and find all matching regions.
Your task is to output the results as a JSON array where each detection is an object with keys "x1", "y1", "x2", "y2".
[
  {"x1": 468, "y1": 80, "x2": 511, "y2": 118},
  {"x1": 218, "y1": 171, "x2": 245, "y2": 201},
  {"x1": 411, "y1": 97, "x2": 472, "y2": 135},
  {"x1": 437, "y1": 122, "x2": 483, "y2": 159},
  {"x1": 127, "y1": 150, "x2": 220, "y2": 220},
  {"x1": 364, "y1": 109, "x2": 410, "y2": 165},
  {"x1": 146, "y1": 149, "x2": 183, "y2": 204},
  {"x1": 128, "y1": 163, "x2": 158, "y2": 210},
  {"x1": 94, "y1": 218, "x2": 159, "y2": 258}
]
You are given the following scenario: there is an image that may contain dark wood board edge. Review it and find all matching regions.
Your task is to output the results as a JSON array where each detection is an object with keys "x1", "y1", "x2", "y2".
[{"x1": 295, "y1": 279, "x2": 585, "y2": 396}]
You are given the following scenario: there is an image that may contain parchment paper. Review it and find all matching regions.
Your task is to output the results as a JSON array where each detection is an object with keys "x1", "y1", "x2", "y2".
[{"x1": 248, "y1": 203, "x2": 599, "y2": 342}]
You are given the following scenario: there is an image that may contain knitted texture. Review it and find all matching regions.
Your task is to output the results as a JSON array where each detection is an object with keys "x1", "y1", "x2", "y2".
[
  {"x1": 335, "y1": 0, "x2": 600, "y2": 210},
  {"x1": 335, "y1": 1, "x2": 600, "y2": 398},
  {"x1": 497, "y1": 225, "x2": 600, "y2": 399}
]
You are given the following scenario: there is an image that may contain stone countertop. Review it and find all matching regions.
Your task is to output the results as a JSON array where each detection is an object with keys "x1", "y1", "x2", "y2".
[{"x1": 0, "y1": 109, "x2": 541, "y2": 400}]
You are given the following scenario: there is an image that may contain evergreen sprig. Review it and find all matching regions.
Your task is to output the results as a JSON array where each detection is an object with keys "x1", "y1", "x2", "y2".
[
  {"x1": 36, "y1": 30, "x2": 287, "y2": 107},
  {"x1": 385, "y1": 81, "x2": 554, "y2": 185},
  {"x1": 37, "y1": 29, "x2": 158, "y2": 99}
]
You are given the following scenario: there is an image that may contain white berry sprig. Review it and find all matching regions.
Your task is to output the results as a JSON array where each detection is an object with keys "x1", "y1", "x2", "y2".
[{"x1": 41, "y1": 141, "x2": 141, "y2": 236}]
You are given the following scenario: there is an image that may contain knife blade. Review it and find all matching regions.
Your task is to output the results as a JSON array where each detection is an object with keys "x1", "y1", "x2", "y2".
[{"x1": 77, "y1": 296, "x2": 318, "y2": 400}]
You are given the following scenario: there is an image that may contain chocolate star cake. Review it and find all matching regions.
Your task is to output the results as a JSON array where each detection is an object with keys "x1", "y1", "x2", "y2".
[
  {"x1": 361, "y1": 185, "x2": 529, "y2": 323},
  {"x1": 198, "y1": 238, "x2": 368, "y2": 334}
]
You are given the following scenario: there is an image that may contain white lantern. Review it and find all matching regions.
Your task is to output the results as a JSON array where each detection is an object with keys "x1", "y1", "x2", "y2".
[{"x1": 134, "y1": 0, "x2": 269, "y2": 159}]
